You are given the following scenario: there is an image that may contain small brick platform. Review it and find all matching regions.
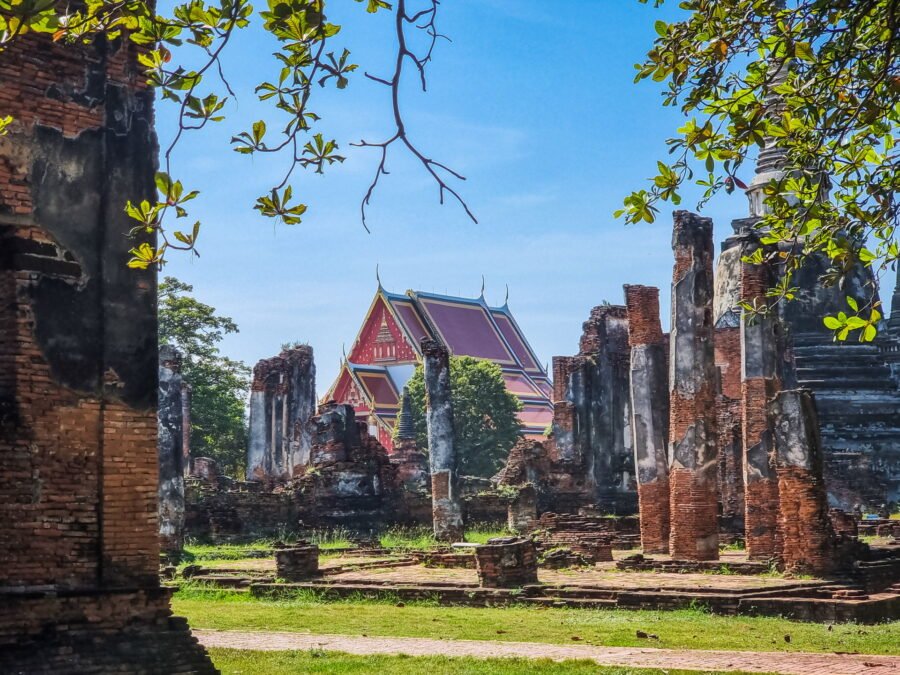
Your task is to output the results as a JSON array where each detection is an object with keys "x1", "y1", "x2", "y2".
[
  {"x1": 474, "y1": 538, "x2": 538, "y2": 588},
  {"x1": 275, "y1": 544, "x2": 320, "y2": 581}
]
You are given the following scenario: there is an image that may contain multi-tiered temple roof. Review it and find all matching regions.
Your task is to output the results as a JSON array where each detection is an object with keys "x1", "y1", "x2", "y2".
[{"x1": 325, "y1": 285, "x2": 554, "y2": 450}]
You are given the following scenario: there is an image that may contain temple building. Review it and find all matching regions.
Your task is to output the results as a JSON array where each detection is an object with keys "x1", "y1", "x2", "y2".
[{"x1": 325, "y1": 284, "x2": 554, "y2": 450}]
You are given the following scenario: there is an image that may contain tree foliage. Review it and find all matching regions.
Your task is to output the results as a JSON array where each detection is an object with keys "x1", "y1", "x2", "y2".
[
  {"x1": 159, "y1": 276, "x2": 250, "y2": 476},
  {"x1": 0, "y1": 0, "x2": 473, "y2": 265},
  {"x1": 400, "y1": 356, "x2": 523, "y2": 479},
  {"x1": 623, "y1": 0, "x2": 899, "y2": 340}
]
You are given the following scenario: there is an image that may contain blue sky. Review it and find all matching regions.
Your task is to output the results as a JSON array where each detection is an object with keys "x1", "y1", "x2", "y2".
[{"x1": 158, "y1": 1, "x2": 776, "y2": 393}]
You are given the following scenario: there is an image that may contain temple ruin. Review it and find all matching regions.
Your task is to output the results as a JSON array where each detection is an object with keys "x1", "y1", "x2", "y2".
[{"x1": 246, "y1": 345, "x2": 316, "y2": 480}]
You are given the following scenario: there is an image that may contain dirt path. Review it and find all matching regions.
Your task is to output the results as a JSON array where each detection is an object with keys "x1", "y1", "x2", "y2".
[{"x1": 194, "y1": 629, "x2": 900, "y2": 674}]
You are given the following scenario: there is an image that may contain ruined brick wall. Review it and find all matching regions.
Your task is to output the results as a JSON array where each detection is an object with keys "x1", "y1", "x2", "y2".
[
  {"x1": 247, "y1": 345, "x2": 316, "y2": 481},
  {"x1": 547, "y1": 306, "x2": 636, "y2": 515},
  {"x1": 0, "y1": 35, "x2": 213, "y2": 672}
]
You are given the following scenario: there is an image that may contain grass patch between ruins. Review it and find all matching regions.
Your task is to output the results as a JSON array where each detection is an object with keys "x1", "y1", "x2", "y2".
[
  {"x1": 207, "y1": 648, "x2": 768, "y2": 674},
  {"x1": 379, "y1": 522, "x2": 510, "y2": 550},
  {"x1": 174, "y1": 588, "x2": 900, "y2": 655}
]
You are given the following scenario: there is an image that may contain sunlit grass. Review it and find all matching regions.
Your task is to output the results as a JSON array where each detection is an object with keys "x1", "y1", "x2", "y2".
[
  {"x1": 208, "y1": 649, "x2": 761, "y2": 674},
  {"x1": 174, "y1": 588, "x2": 900, "y2": 655},
  {"x1": 379, "y1": 521, "x2": 510, "y2": 550}
]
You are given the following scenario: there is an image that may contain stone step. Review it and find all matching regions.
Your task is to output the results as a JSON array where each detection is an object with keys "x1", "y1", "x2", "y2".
[
  {"x1": 799, "y1": 378, "x2": 897, "y2": 391},
  {"x1": 796, "y1": 365, "x2": 888, "y2": 379},
  {"x1": 792, "y1": 343, "x2": 883, "y2": 355}
]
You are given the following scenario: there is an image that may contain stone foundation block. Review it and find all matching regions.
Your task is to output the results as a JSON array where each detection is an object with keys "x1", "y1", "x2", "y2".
[
  {"x1": 474, "y1": 537, "x2": 538, "y2": 588},
  {"x1": 275, "y1": 544, "x2": 320, "y2": 581}
]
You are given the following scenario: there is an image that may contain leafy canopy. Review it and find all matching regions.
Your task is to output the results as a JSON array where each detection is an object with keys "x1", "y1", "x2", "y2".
[
  {"x1": 622, "y1": 0, "x2": 899, "y2": 341},
  {"x1": 159, "y1": 276, "x2": 250, "y2": 476},
  {"x1": 400, "y1": 356, "x2": 523, "y2": 479},
  {"x1": 1, "y1": 0, "x2": 472, "y2": 266}
]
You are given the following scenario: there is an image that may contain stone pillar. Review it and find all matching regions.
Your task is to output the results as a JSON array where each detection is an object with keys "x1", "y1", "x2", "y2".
[
  {"x1": 474, "y1": 537, "x2": 538, "y2": 588},
  {"x1": 770, "y1": 390, "x2": 841, "y2": 576},
  {"x1": 246, "y1": 345, "x2": 316, "y2": 480},
  {"x1": 158, "y1": 345, "x2": 186, "y2": 556},
  {"x1": 181, "y1": 381, "x2": 192, "y2": 477},
  {"x1": 890, "y1": 265, "x2": 900, "y2": 335},
  {"x1": 668, "y1": 211, "x2": 720, "y2": 561},
  {"x1": 624, "y1": 285, "x2": 670, "y2": 554},
  {"x1": 421, "y1": 338, "x2": 464, "y2": 542},
  {"x1": 740, "y1": 240, "x2": 782, "y2": 560},
  {"x1": 275, "y1": 543, "x2": 320, "y2": 581}
]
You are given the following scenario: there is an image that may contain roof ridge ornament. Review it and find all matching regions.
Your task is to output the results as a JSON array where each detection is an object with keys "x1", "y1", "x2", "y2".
[
  {"x1": 376, "y1": 263, "x2": 382, "y2": 290},
  {"x1": 504, "y1": 284, "x2": 509, "y2": 308},
  {"x1": 480, "y1": 275, "x2": 485, "y2": 299}
]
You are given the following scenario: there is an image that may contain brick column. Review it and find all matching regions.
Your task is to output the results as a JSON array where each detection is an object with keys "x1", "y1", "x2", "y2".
[
  {"x1": 740, "y1": 239, "x2": 781, "y2": 560},
  {"x1": 624, "y1": 284, "x2": 670, "y2": 554},
  {"x1": 0, "y1": 35, "x2": 214, "y2": 672},
  {"x1": 668, "y1": 211, "x2": 720, "y2": 561},
  {"x1": 421, "y1": 338, "x2": 464, "y2": 542},
  {"x1": 770, "y1": 390, "x2": 841, "y2": 576}
]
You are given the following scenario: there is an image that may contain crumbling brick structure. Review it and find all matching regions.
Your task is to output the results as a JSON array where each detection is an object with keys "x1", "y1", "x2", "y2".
[
  {"x1": 740, "y1": 238, "x2": 782, "y2": 560},
  {"x1": 422, "y1": 337, "x2": 464, "y2": 541},
  {"x1": 247, "y1": 345, "x2": 316, "y2": 480},
  {"x1": 771, "y1": 390, "x2": 844, "y2": 576},
  {"x1": 292, "y1": 401, "x2": 402, "y2": 529},
  {"x1": 474, "y1": 537, "x2": 539, "y2": 588},
  {"x1": 0, "y1": 35, "x2": 214, "y2": 672},
  {"x1": 530, "y1": 512, "x2": 621, "y2": 562},
  {"x1": 668, "y1": 211, "x2": 720, "y2": 561},
  {"x1": 159, "y1": 345, "x2": 187, "y2": 557},
  {"x1": 624, "y1": 285, "x2": 670, "y2": 554},
  {"x1": 275, "y1": 543, "x2": 320, "y2": 581},
  {"x1": 549, "y1": 305, "x2": 635, "y2": 514}
]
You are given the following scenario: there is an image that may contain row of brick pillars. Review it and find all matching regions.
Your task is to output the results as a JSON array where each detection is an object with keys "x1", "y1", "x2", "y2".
[{"x1": 626, "y1": 211, "x2": 841, "y2": 575}]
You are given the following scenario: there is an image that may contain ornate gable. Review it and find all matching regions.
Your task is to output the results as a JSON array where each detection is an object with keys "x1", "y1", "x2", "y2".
[{"x1": 349, "y1": 294, "x2": 418, "y2": 365}]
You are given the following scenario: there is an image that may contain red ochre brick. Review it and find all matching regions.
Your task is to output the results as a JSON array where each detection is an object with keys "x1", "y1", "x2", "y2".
[
  {"x1": 637, "y1": 480, "x2": 670, "y2": 554},
  {"x1": 0, "y1": 35, "x2": 215, "y2": 672}
]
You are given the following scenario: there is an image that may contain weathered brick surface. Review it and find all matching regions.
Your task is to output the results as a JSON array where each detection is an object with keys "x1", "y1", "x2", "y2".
[
  {"x1": 668, "y1": 468, "x2": 719, "y2": 561},
  {"x1": 771, "y1": 390, "x2": 843, "y2": 576},
  {"x1": 636, "y1": 481, "x2": 670, "y2": 554},
  {"x1": 624, "y1": 285, "x2": 670, "y2": 554},
  {"x1": 275, "y1": 544, "x2": 320, "y2": 581},
  {"x1": 668, "y1": 211, "x2": 719, "y2": 561},
  {"x1": 0, "y1": 34, "x2": 214, "y2": 672},
  {"x1": 714, "y1": 327, "x2": 742, "y2": 400},
  {"x1": 474, "y1": 537, "x2": 538, "y2": 588},
  {"x1": 716, "y1": 395, "x2": 744, "y2": 539}
]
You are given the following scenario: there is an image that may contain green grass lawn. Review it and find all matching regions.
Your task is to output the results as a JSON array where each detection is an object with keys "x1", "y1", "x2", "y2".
[
  {"x1": 208, "y1": 648, "x2": 768, "y2": 674},
  {"x1": 174, "y1": 588, "x2": 900, "y2": 655}
]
